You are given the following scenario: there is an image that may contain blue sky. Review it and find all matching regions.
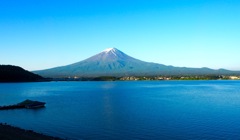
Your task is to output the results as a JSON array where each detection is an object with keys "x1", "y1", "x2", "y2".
[{"x1": 0, "y1": 0, "x2": 240, "y2": 71}]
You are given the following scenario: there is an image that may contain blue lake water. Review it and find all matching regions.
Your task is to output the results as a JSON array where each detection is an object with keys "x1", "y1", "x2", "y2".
[{"x1": 0, "y1": 81, "x2": 240, "y2": 139}]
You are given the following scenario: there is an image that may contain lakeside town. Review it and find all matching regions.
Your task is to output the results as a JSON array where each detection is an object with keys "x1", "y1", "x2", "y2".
[
  {"x1": 56, "y1": 75, "x2": 240, "y2": 81},
  {"x1": 120, "y1": 75, "x2": 240, "y2": 81}
]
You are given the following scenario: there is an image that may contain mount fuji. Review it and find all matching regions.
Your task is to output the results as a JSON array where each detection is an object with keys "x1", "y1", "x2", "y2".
[{"x1": 34, "y1": 48, "x2": 239, "y2": 78}]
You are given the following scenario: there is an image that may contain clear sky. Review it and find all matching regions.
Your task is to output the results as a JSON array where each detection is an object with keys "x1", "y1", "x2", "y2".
[{"x1": 0, "y1": 0, "x2": 240, "y2": 71}]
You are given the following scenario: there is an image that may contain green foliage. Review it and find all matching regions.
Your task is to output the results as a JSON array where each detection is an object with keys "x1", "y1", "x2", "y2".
[{"x1": 91, "y1": 76, "x2": 118, "y2": 81}]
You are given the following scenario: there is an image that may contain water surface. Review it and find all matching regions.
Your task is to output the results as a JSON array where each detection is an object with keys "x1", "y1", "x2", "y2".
[{"x1": 0, "y1": 81, "x2": 240, "y2": 139}]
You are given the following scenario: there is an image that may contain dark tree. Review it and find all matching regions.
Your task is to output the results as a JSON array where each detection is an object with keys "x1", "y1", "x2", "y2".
[{"x1": 0, "y1": 65, "x2": 45, "y2": 82}]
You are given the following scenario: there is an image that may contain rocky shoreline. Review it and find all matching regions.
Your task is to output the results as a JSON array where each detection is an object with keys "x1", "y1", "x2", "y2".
[{"x1": 0, "y1": 123, "x2": 63, "y2": 140}]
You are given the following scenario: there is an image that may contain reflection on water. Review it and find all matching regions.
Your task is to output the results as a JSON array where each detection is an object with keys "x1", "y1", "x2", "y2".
[{"x1": 0, "y1": 81, "x2": 240, "y2": 139}]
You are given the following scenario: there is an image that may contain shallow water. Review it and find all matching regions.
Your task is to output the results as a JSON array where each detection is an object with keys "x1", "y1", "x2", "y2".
[{"x1": 0, "y1": 81, "x2": 240, "y2": 139}]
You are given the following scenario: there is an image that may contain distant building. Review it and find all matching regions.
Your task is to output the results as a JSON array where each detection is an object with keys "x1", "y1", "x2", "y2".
[{"x1": 229, "y1": 76, "x2": 240, "y2": 80}]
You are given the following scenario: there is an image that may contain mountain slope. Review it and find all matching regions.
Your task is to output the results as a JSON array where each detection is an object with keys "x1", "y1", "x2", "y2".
[
  {"x1": 34, "y1": 48, "x2": 240, "y2": 78},
  {"x1": 0, "y1": 65, "x2": 45, "y2": 82}
]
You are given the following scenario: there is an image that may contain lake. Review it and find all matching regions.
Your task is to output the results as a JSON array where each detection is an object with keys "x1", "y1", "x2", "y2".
[{"x1": 0, "y1": 81, "x2": 240, "y2": 139}]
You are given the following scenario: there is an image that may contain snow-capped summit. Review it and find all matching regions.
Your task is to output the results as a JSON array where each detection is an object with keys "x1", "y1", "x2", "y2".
[
  {"x1": 88, "y1": 48, "x2": 135, "y2": 61},
  {"x1": 103, "y1": 48, "x2": 116, "y2": 52},
  {"x1": 102, "y1": 48, "x2": 118, "y2": 56}
]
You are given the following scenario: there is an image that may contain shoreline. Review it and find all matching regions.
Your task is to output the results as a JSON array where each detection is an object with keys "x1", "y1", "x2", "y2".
[{"x1": 0, "y1": 123, "x2": 63, "y2": 140}]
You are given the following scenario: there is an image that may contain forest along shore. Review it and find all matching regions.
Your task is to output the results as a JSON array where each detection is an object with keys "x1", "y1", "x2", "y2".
[{"x1": 0, "y1": 123, "x2": 63, "y2": 140}]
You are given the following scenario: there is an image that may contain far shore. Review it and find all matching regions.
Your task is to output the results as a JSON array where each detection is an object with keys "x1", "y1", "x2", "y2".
[
  {"x1": 0, "y1": 123, "x2": 63, "y2": 140},
  {"x1": 48, "y1": 75, "x2": 240, "y2": 81}
]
